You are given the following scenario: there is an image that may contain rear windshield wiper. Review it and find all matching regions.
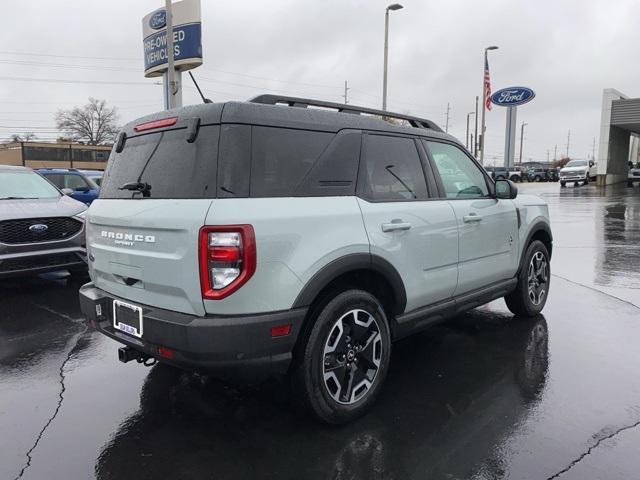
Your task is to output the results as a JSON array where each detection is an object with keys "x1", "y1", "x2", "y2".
[{"x1": 119, "y1": 182, "x2": 152, "y2": 197}]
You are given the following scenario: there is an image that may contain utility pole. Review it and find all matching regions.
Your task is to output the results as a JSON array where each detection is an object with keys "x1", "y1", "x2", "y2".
[
  {"x1": 566, "y1": 129, "x2": 571, "y2": 158},
  {"x1": 554, "y1": 144, "x2": 557, "y2": 161},
  {"x1": 445, "y1": 103, "x2": 450, "y2": 133},
  {"x1": 466, "y1": 111, "x2": 474, "y2": 150},
  {"x1": 474, "y1": 95, "x2": 479, "y2": 157},
  {"x1": 592, "y1": 136, "x2": 596, "y2": 160},
  {"x1": 343, "y1": 80, "x2": 349, "y2": 104},
  {"x1": 547, "y1": 150, "x2": 550, "y2": 162},
  {"x1": 519, "y1": 122, "x2": 528, "y2": 165}
]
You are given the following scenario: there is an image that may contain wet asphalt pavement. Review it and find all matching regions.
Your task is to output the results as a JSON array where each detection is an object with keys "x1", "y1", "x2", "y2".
[{"x1": 2, "y1": 182, "x2": 640, "y2": 480}]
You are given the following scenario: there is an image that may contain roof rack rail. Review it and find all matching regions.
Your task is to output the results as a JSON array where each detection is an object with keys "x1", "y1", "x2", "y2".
[{"x1": 249, "y1": 94, "x2": 443, "y2": 132}]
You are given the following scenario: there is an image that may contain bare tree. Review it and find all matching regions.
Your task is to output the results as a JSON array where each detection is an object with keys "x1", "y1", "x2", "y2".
[
  {"x1": 552, "y1": 156, "x2": 571, "y2": 168},
  {"x1": 56, "y1": 98, "x2": 119, "y2": 145},
  {"x1": 10, "y1": 132, "x2": 37, "y2": 142}
]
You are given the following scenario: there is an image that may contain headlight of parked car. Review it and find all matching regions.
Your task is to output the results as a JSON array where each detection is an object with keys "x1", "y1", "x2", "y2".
[{"x1": 73, "y1": 210, "x2": 87, "y2": 221}]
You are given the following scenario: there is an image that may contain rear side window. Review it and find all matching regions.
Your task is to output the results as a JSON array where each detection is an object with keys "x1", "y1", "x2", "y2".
[
  {"x1": 217, "y1": 124, "x2": 251, "y2": 198},
  {"x1": 42, "y1": 174, "x2": 64, "y2": 189},
  {"x1": 250, "y1": 127, "x2": 332, "y2": 197},
  {"x1": 100, "y1": 125, "x2": 219, "y2": 199},
  {"x1": 359, "y1": 135, "x2": 428, "y2": 201},
  {"x1": 63, "y1": 174, "x2": 90, "y2": 190}
]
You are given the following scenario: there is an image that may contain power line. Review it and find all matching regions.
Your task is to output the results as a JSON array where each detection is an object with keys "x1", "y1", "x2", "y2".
[
  {"x1": 0, "y1": 50, "x2": 139, "y2": 61},
  {"x1": 0, "y1": 75, "x2": 160, "y2": 86},
  {"x1": 0, "y1": 52, "x2": 340, "y2": 90}
]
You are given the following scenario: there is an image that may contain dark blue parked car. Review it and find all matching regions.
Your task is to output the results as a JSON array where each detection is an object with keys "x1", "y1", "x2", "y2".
[{"x1": 37, "y1": 168, "x2": 100, "y2": 205}]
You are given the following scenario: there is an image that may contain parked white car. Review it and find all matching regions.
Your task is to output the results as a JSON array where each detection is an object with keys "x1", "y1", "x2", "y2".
[{"x1": 559, "y1": 160, "x2": 596, "y2": 187}]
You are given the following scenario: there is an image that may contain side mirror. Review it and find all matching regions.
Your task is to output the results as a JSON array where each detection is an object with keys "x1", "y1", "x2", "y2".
[
  {"x1": 61, "y1": 188, "x2": 74, "y2": 196},
  {"x1": 495, "y1": 179, "x2": 518, "y2": 199},
  {"x1": 589, "y1": 161, "x2": 594, "y2": 167}
]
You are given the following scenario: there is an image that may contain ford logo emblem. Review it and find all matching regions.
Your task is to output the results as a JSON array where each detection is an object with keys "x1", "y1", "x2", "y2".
[
  {"x1": 149, "y1": 10, "x2": 166, "y2": 30},
  {"x1": 29, "y1": 224, "x2": 48, "y2": 233},
  {"x1": 490, "y1": 87, "x2": 535, "y2": 107}
]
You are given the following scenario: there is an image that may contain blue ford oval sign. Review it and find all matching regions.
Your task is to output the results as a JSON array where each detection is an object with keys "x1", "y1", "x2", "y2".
[
  {"x1": 149, "y1": 10, "x2": 166, "y2": 30},
  {"x1": 490, "y1": 87, "x2": 535, "y2": 107}
]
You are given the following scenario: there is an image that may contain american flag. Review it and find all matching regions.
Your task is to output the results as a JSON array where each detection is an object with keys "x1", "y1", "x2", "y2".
[{"x1": 484, "y1": 56, "x2": 492, "y2": 111}]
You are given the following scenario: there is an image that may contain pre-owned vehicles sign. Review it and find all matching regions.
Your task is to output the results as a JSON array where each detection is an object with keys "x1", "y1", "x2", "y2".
[{"x1": 142, "y1": 0, "x2": 202, "y2": 78}]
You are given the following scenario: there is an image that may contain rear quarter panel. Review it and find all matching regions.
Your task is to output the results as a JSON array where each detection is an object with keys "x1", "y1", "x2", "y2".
[{"x1": 203, "y1": 197, "x2": 369, "y2": 315}]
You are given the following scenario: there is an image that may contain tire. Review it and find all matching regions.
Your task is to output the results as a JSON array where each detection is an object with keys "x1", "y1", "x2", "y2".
[
  {"x1": 534, "y1": 176, "x2": 541, "y2": 182},
  {"x1": 560, "y1": 181, "x2": 566, "y2": 188},
  {"x1": 292, "y1": 289, "x2": 391, "y2": 424},
  {"x1": 584, "y1": 176, "x2": 589, "y2": 185},
  {"x1": 505, "y1": 240, "x2": 550, "y2": 317},
  {"x1": 629, "y1": 180, "x2": 634, "y2": 187},
  {"x1": 574, "y1": 182, "x2": 579, "y2": 187},
  {"x1": 510, "y1": 176, "x2": 521, "y2": 183}
]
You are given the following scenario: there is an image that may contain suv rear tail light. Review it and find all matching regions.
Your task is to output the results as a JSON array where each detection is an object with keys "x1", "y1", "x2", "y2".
[
  {"x1": 134, "y1": 117, "x2": 177, "y2": 132},
  {"x1": 199, "y1": 225, "x2": 256, "y2": 300}
]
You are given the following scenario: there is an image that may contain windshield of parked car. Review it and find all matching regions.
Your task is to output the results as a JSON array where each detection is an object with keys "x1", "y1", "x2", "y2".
[
  {"x1": 565, "y1": 160, "x2": 588, "y2": 167},
  {"x1": 0, "y1": 171, "x2": 61, "y2": 199}
]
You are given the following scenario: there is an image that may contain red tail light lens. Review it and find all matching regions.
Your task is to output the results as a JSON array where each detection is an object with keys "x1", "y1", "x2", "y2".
[{"x1": 199, "y1": 225, "x2": 256, "y2": 300}]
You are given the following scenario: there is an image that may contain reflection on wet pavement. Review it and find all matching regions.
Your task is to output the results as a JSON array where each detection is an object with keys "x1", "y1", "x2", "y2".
[
  {"x1": 538, "y1": 182, "x2": 640, "y2": 306},
  {"x1": 1, "y1": 183, "x2": 640, "y2": 479}
]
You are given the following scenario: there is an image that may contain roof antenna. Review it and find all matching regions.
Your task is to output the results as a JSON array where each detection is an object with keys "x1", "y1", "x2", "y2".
[{"x1": 189, "y1": 71, "x2": 212, "y2": 104}]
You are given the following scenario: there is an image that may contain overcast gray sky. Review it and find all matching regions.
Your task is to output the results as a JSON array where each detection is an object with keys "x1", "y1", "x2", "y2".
[{"x1": 1, "y1": 0, "x2": 638, "y2": 164}]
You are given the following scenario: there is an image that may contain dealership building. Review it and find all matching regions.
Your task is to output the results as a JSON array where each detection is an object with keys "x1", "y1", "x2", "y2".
[
  {"x1": 0, "y1": 141, "x2": 111, "y2": 170},
  {"x1": 597, "y1": 88, "x2": 640, "y2": 185}
]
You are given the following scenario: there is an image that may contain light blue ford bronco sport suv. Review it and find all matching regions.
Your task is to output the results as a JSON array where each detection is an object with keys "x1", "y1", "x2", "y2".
[{"x1": 79, "y1": 95, "x2": 552, "y2": 424}]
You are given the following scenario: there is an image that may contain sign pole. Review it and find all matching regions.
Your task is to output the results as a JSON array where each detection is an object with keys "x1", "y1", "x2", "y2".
[
  {"x1": 143, "y1": 0, "x2": 201, "y2": 106},
  {"x1": 504, "y1": 106, "x2": 517, "y2": 168},
  {"x1": 163, "y1": 0, "x2": 181, "y2": 109},
  {"x1": 489, "y1": 87, "x2": 535, "y2": 168}
]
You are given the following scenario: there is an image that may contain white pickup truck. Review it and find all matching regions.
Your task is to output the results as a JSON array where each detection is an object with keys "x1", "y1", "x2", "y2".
[{"x1": 559, "y1": 160, "x2": 597, "y2": 187}]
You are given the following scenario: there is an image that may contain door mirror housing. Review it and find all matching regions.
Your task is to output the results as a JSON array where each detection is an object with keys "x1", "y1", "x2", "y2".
[
  {"x1": 495, "y1": 179, "x2": 518, "y2": 199},
  {"x1": 61, "y1": 188, "x2": 74, "y2": 196}
]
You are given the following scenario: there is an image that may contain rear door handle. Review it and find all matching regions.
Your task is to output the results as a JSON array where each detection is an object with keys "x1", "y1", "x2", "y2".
[
  {"x1": 463, "y1": 213, "x2": 483, "y2": 223},
  {"x1": 381, "y1": 220, "x2": 412, "y2": 232}
]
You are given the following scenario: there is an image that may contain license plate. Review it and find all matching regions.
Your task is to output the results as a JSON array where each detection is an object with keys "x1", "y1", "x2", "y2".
[{"x1": 113, "y1": 300, "x2": 143, "y2": 338}]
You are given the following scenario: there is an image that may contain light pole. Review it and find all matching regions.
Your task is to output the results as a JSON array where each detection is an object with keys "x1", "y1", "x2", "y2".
[
  {"x1": 479, "y1": 45, "x2": 499, "y2": 164},
  {"x1": 466, "y1": 111, "x2": 475, "y2": 150},
  {"x1": 382, "y1": 3, "x2": 403, "y2": 111},
  {"x1": 519, "y1": 122, "x2": 528, "y2": 165}
]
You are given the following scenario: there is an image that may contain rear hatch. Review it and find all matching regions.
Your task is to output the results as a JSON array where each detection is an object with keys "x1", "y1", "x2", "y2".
[{"x1": 89, "y1": 106, "x2": 221, "y2": 316}]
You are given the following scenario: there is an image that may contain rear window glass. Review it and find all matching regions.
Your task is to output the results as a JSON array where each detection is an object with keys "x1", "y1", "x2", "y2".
[
  {"x1": 250, "y1": 127, "x2": 332, "y2": 197},
  {"x1": 360, "y1": 135, "x2": 428, "y2": 201},
  {"x1": 100, "y1": 125, "x2": 219, "y2": 199}
]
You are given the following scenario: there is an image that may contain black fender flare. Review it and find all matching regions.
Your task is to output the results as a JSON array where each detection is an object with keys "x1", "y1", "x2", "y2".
[
  {"x1": 519, "y1": 221, "x2": 553, "y2": 272},
  {"x1": 292, "y1": 253, "x2": 407, "y2": 315}
]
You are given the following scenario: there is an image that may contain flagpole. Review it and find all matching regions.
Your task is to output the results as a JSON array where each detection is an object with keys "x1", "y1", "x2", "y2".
[{"x1": 480, "y1": 45, "x2": 499, "y2": 165}]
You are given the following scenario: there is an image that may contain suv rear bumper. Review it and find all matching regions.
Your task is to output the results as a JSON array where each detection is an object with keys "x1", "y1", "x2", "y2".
[{"x1": 79, "y1": 283, "x2": 307, "y2": 382}]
